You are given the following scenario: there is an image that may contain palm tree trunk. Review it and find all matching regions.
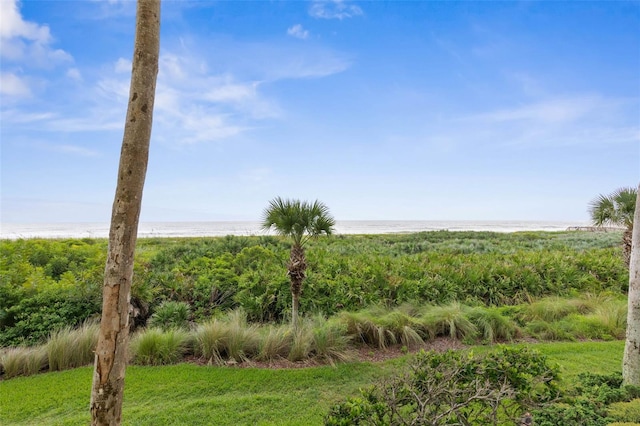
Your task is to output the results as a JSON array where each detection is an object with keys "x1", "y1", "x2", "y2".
[
  {"x1": 90, "y1": 1, "x2": 160, "y2": 424},
  {"x1": 624, "y1": 227, "x2": 633, "y2": 267},
  {"x1": 288, "y1": 244, "x2": 306, "y2": 327},
  {"x1": 623, "y1": 183, "x2": 640, "y2": 385}
]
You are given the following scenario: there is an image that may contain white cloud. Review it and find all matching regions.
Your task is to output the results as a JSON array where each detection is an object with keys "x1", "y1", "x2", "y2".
[
  {"x1": 309, "y1": 0, "x2": 363, "y2": 20},
  {"x1": 114, "y1": 58, "x2": 132, "y2": 74},
  {"x1": 0, "y1": 0, "x2": 51, "y2": 42},
  {"x1": 0, "y1": 0, "x2": 71, "y2": 66},
  {"x1": 287, "y1": 24, "x2": 309, "y2": 40},
  {"x1": 66, "y1": 68, "x2": 82, "y2": 81},
  {"x1": 0, "y1": 72, "x2": 31, "y2": 98}
]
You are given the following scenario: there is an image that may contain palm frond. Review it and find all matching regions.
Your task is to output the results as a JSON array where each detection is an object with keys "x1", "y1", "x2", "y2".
[
  {"x1": 262, "y1": 197, "x2": 335, "y2": 247},
  {"x1": 588, "y1": 187, "x2": 636, "y2": 229}
]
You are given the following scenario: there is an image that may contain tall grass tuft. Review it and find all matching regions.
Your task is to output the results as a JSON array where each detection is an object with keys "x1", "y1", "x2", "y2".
[
  {"x1": 224, "y1": 309, "x2": 260, "y2": 362},
  {"x1": 525, "y1": 320, "x2": 575, "y2": 341},
  {"x1": 194, "y1": 318, "x2": 228, "y2": 364},
  {"x1": 1, "y1": 346, "x2": 47, "y2": 378},
  {"x1": 257, "y1": 323, "x2": 292, "y2": 361},
  {"x1": 46, "y1": 321, "x2": 99, "y2": 371},
  {"x1": 377, "y1": 310, "x2": 424, "y2": 347},
  {"x1": 521, "y1": 297, "x2": 580, "y2": 322},
  {"x1": 288, "y1": 318, "x2": 315, "y2": 361},
  {"x1": 129, "y1": 328, "x2": 191, "y2": 366},
  {"x1": 310, "y1": 316, "x2": 351, "y2": 365},
  {"x1": 420, "y1": 303, "x2": 477, "y2": 340},
  {"x1": 338, "y1": 309, "x2": 396, "y2": 349},
  {"x1": 466, "y1": 307, "x2": 519, "y2": 342}
]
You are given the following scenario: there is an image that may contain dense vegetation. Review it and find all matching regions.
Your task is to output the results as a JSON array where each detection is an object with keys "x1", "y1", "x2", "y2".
[{"x1": 0, "y1": 231, "x2": 626, "y2": 346}]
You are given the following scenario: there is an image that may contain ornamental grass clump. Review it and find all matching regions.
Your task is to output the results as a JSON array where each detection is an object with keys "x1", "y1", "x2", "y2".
[
  {"x1": 521, "y1": 296, "x2": 581, "y2": 323},
  {"x1": 224, "y1": 309, "x2": 260, "y2": 362},
  {"x1": 0, "y1": 346, "x2": 47, "y2": 378},
  {"x1": 193, "y1": 318, "x2": 227, "y2": 364},
  {"x1": 337, "y1": 309, "x2": 396, "y2": 349},
  {"x1": 288, "y1": 318, "x2": 315, "y2": 361},
  {"x1": 129, "y1": 328, "x2": 191, "y2": 366},
  {"x1": 310, "y1": 316, "x2": 351, "y2": 365},
  {"x1": 466, "y1": 306, "x2": 520, "y2": 342},
  {"x1": 256, "y1": 323, "x2": 292, "y2": 361},
  {"x1": 420, "y1": 302, "x2": 477, "y2": 340},
  {"x1": 46, "y1": 321, "x2": 99, "y2": 371}
]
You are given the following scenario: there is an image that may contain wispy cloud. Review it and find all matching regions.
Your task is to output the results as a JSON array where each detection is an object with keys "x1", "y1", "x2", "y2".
[
  {"x1": 457, "y1": 95, "x2": 639, "y2": 148},
  {"x1": 471, "y1": 96, "x2": 604, "y2": 124},
  {"x1": 287, "y1": 24, "x2": 309, "y2": 40},
  {"x1": 48, "y1": 144, "x2": 101, "y2": 157},
  {"x1": 0, "y1": 72, "x2": 31, "y2": 98},
  {"x1": 66, "y1": 68, "x2": 82, "y2": 82},
  {"x1": 309, "y1": 0, "x2": 363, "y2": 20}
]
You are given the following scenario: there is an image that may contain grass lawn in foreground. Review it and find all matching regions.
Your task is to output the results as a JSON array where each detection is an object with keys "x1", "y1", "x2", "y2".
[{"x1": 0, "y1": 340, "x2": 624, "y2": 425}]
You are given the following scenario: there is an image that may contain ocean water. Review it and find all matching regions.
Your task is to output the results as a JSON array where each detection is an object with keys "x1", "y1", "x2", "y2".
[{"x1": 0, "y1": 220, "x2": 589, "y2": 240}]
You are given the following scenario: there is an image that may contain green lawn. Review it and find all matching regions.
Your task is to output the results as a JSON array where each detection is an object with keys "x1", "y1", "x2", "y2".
[{"x1": 0, "y1": 341, "x2": 625, "y2": 425}]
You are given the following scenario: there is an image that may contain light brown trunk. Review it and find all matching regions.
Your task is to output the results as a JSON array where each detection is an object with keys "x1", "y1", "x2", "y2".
[
  {"x1": 623, "y1": 183, "x2": 640, "y2": 386},
  {"x1": 288, "y1": 244, "x2": 306, "y2": 327},
  {"x1": 90, "y1": 1, "x2": 160, "y2": 424}
]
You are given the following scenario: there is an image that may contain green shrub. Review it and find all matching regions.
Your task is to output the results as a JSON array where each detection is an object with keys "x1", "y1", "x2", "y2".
[
  {"x1": 148, "y1": 301, "x2": 191, "y2": 331},
  {"x1": 609, "y1": 400, "x2": 640, "y2": 423},
  {"x1": 325, "y1": 346, "x2": 560, "y2": 426},
  {"x1": 533, "y1": 400, "x2": 611, "y2": 426}
]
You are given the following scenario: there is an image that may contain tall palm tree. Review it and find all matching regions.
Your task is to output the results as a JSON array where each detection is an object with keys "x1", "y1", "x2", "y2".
[
  {"x1": 262, "y1": 197, "x2": 335, "y2": 327},
  {"x1": 589, "y1": 187, "x2": 637, "y2": 266}
]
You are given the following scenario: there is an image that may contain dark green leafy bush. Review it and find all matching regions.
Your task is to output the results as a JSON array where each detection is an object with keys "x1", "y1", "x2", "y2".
[{"x1": 325, "y1": 346, "x2": 560, "y2": 425}]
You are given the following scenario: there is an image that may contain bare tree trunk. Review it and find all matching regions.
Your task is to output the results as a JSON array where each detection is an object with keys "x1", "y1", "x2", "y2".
[
  {"x1": 623, "y1": 182, "x2": 640, "y2": 386},
  {"x1": 90, "y1": 1, "x2": 160, "y2": 424}
]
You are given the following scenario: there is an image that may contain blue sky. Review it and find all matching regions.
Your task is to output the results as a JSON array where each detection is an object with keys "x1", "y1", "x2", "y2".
[{"x1": 1, "y1": 0, "x2": 639, "y2": 223}]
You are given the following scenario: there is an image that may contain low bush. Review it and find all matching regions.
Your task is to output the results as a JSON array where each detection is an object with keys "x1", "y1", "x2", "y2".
[
  {"x1": 325, "y1": 346, "x2": 560, "y2": 426},
  {"x1": 148, "y1": 301, "x2": 192, "y2": 331},
  {"x1": 532, "y1": 372, "x2": 640, "y2": 426},
  {"x1": 608, "y1": 399, "x2": 640, "y2": 424}
]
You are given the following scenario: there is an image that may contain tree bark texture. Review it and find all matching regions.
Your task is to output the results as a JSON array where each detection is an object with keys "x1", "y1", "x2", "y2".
[
  {"x1": 90, "y1": 1, "x2": 160, "y2": 424},
  {"x1": 288, "y1": 244, "x2": 306, "y2": 327},
  {"x1": 623, "y1": 182, "x2": 640, "y2": 386},
  {"x1": 624, "y1": 227, "x2": 633, "y2": 267}
]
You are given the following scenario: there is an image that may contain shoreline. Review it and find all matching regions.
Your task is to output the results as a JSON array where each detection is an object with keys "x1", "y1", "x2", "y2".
[{"x1": 0, "y1": 220, "x2": 591, "y2": 240}]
